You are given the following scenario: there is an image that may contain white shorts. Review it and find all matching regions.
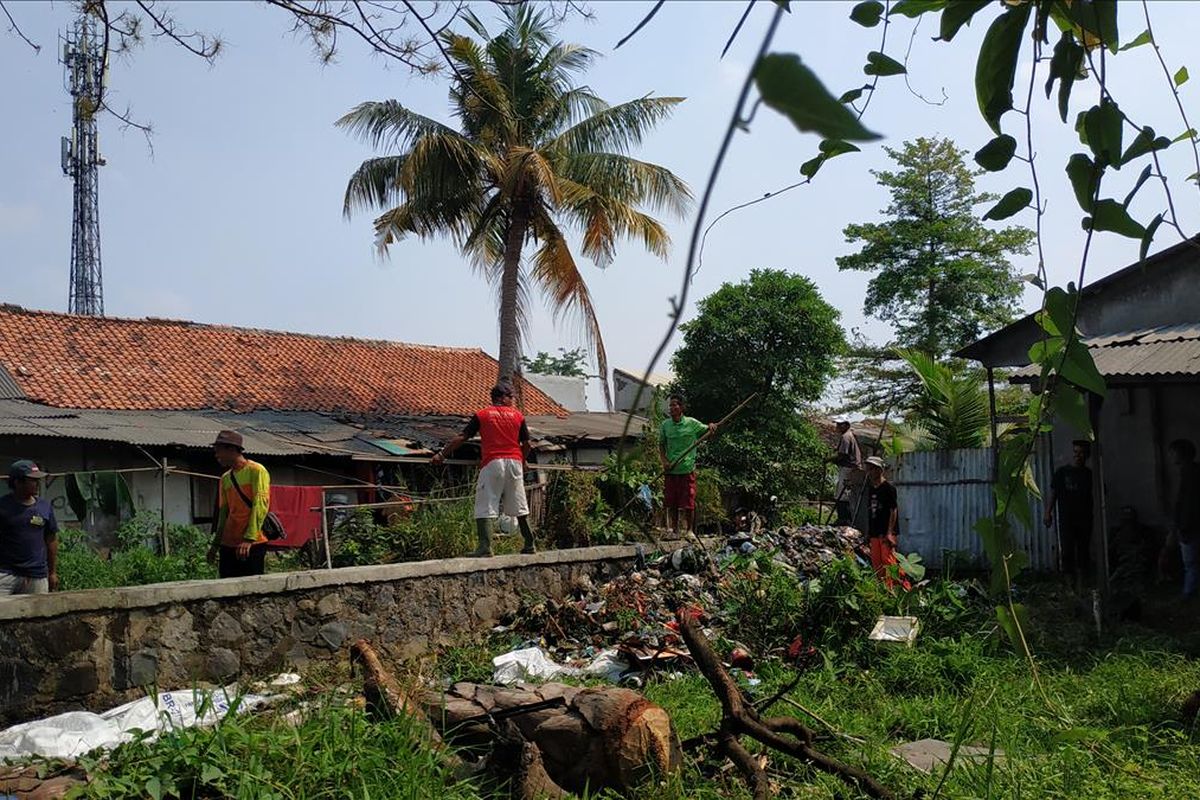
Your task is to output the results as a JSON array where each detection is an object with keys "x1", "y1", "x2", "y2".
[{"x1": 474, "y1": 458, "x2": 529, "y2": 519}]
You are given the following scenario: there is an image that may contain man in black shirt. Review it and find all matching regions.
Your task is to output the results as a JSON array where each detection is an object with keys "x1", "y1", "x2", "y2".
[
  {"x1": 864, "y1": 456, "x2": 902, "y2": 587},
  {"x1": 0, "y1": 460, "x2": 59, "y2": 595},
  {"x1": 1044, "y1": 440, "x2": 1093, "y2": 589}
]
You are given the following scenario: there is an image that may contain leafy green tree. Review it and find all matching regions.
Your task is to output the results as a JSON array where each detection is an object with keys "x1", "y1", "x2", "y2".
[
  {"x1": 338, "y1": 6, "x2": 691, "y2": 403},
  {"x1": 671, "y1": 269, "x2": 844, "y2": 503},
  {"x1": 521, "y1": 347, "x2": 587, "y2": 377},
  {"x1": 837, "y1": 137, "x2": 1034, "y2": 357}
]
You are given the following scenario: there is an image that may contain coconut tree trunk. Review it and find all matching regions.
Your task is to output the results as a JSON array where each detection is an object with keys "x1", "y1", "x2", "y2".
[{"x1": 498, "y1": 199, "x2": 532, "y2": 390}]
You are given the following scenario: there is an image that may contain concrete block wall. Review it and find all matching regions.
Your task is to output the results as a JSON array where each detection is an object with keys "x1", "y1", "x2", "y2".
[{"x1": 0, "y1": 547, "x2": 637, "y2": 725}]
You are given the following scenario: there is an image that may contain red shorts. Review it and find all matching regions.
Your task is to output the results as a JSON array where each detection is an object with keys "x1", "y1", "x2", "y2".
[{"x1": 664, "y1": 473, "x2": 697, "y2": 510}]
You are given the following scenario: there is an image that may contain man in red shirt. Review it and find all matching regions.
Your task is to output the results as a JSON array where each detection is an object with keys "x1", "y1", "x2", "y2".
[{"x1": 433, "y1": 383, "x2": 535, "y2": 557}]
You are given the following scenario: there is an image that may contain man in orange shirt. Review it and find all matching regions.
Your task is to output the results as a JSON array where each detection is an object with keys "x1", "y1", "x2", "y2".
[
  {"x1": 206, "y1": 430, "x2": 271, "y2": 578},
  {"x1": 433, "y1": 383, "x2": 535, "y2": 557}
]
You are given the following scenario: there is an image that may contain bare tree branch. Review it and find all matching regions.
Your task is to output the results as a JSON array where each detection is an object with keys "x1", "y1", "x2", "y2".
[{"x1": 0, "y1": 0, "x2": 39, "y2": 53}]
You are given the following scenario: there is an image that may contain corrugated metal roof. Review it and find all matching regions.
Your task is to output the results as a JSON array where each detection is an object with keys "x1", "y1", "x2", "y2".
[
  {"x1": 1012, "y1": 324, "x2": 1200, "y2": 382},
  {"x1": 0, "y1": 366, "x2": 24, "y2": 400},
  {"x1": 0, "y1": 400, "x2": 383, "y2": 457},
  {"x1": 526, "y1": 412, "x2": 650, "y2": 442}
]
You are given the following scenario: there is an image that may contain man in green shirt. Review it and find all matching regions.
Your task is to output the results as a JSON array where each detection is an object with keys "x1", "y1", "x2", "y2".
[{"x1": 659, "y1": 393, "x2": 717, "y2": 536}]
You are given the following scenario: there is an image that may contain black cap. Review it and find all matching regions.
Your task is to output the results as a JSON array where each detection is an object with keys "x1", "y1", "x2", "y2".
[
  {"x1": 9, "y1": 460, "x2": 47, "y2": 481},
  {"x1": 491, "y1": 383, "x2": 515, "y2": 401}
]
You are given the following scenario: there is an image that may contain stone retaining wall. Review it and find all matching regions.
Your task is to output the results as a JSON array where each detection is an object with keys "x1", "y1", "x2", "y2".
[{"x1": 0, "y1": 547, "x2": 638, "y2": 725}]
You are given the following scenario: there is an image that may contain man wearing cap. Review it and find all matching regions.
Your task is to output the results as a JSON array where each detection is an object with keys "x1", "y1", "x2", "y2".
[
  {"x1": 0, "y1": 460, "x2": 59, "y2": 595},
  {"x1": 828, "y1": 420, "x2": 862, "y2": 526},
  {"x1": 433, "y1": 383, "x2": 536, "y2": 557},
  {"x1": 864, "y1": 456, "x2": 904, "y2": 588},
  {"x1": 207, "y1": 430, "x2": 271, "y2": 578}
]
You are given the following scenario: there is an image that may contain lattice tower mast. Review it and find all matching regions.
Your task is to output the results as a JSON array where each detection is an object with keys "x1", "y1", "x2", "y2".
[{"x1": 61, "y1": 13, "x2": 106, "y2": 316}]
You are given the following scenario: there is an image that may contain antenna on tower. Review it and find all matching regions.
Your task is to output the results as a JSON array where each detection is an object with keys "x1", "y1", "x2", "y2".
[{"x1": 61, "y1": 13, "x2": 105, "y2": 317}]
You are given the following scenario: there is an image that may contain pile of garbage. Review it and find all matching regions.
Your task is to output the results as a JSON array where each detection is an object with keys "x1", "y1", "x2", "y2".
[{"x1": 487, "y1": 524, "x2": 866, "y2": 685}]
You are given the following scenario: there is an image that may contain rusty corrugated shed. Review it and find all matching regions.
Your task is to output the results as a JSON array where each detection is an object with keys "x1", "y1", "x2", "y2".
[{"x1": 891, "y1": 439, "x2": 1056, "y2": 570}]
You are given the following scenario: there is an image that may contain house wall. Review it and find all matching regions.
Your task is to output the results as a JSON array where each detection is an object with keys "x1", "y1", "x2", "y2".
[
  {"x1": 526, "y1": 373, "x2": 588, "y2": 412},
  {"x1": 1052, "y1": 382, "x2": 1200, "y2": 534},
  {"x1": 613, "y1": 372, "x2": 667, "y2": 415}
]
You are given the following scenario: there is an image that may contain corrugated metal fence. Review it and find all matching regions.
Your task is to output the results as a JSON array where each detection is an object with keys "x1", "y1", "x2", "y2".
[{"x1": 891, "y1": 439, "x2": 1058, "y2": 570}]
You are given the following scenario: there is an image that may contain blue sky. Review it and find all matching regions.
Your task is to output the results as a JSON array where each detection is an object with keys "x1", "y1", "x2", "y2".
[{"x1": 2, "y1": 1, "x2": 1197, "y2": 409}]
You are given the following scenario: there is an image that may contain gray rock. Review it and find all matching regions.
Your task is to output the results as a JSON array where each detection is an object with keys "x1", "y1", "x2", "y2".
[
  {"x1": 316, "y1": 594, "x2": 343, "y2": 618},
  {"x1": 209, "y1": 611, "x2": 244, "y2": 645},
  {"x1": 129, "y1": 650, "x2": 158, "y2": 687},
  {"x1": 55, "y1": 664, "x2": 99, "y2": 699},
  {"x1": 206, "y1": 648, "x2": 240, "y2": 680},
  {"x1": 318, "y1": 621, "x2": 348, "y2": 650}
]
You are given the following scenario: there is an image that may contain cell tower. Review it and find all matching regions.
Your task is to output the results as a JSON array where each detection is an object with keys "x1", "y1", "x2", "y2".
[{"x1": 61, "y1": 13, "x2": 106, "y2": 316}]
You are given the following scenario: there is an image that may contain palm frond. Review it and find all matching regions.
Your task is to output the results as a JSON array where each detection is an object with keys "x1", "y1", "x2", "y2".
[
  {"x1": 547, "y1": 96, "x2": 684, "y2": 156},
  {"x1": 897, "y1": 348, "x2": 989, "y2": 450},
  {"x1": 336, "y1": 101, "x2": 466, "y2": 153},
  {"x1": 529, "y1": 213, "x2": 612, "y2": 410},
  {"x1": 556, "y1": 152, "x2": 692, "y2": 217},
  {"x1": 342, "y1": 156, "x2": 406, "y2": 218}
]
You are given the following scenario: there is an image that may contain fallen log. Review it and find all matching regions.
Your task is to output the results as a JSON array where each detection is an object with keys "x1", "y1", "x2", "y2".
[
  {"x1": 349, "y1": 638, "x2": 458, "y2": 764},
  {"x1": 424, "y1": 681, "x2": 682, "y2": 794},
  {"x1": 677, "y1": 611, "x2": 896, "y2": 800}
]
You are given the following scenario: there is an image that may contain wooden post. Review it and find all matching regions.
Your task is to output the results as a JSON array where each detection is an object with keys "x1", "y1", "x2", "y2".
[
  {"x1": 321, "y1": 490, "x2": 332, "y2": 570},
  {"x1": 160, "y1": 456, "x2": 170, "y2": 556}
]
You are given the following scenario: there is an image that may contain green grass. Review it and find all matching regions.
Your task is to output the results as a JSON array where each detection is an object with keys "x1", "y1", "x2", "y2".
[
  {"x1": 70, "y1": 699, "x2": 481, "y2": 800},
  {"x1": 57, "y1": 551, "x2": 1200, "y2": 799}
]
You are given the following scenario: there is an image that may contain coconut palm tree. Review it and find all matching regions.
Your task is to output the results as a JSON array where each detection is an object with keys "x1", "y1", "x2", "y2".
[{"x1": 338, "y1": 5, "x2": 691, "y2": 406}]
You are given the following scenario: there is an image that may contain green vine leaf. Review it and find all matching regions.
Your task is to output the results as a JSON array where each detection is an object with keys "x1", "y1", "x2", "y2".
[
  {"x1": 983, "y1": 187, "x2": 1032, "y2": 221},
  {"x1": 819, "y1": 139, "x2": 861, "y2": 157},
  {"x1": 864, "y1": 51, "x2": 907, "y2": 76},
  {"x1": 1050, "y1": 385, "x2": 1092, "y2": 436},
  {"x1": 800, "y1": 155, "x2": 825, "y2": 179},
  {"x1": 1045, "y1": 31, "x2": 1085, "y2": 123},
  {"x1": 1119, "y1": 30, "x2": 1153, "y2": 51},
  {"x1": 850, "y1": 1, "x2": 885, "y2": 28},
  {"x1": 1176, "y1": 66, "x2": 1190, "y2": 87},
  {"x1": 976, "y1": 3, "x2": 1032, "y2": 134},
  {"x1": 1122, "y1": 164, "x2": 1153, "y2": 208},
  {"x1": 771, "y1": 0, "x2": 792, "y2": 10},
  {"x1": 839, "y1": 85, "x2": 871, "y2": 104},
  {"x1": 939, "y1": 0, "x2": 991, "y2": 42},
  {"x1": 1065, "y1": 153, "x2": 1099, "y2": 212},
  {"x1": 1173, "y1": 128, "x2": 1197, "y2": 144},
  {"x1": 1141, "y1": 212, "x2": 1164, "y2": 261},
  {"x1": 890, "y1": 0, "x2": 947, "y2": 19},
  {"x1": 975, "y1": 134, "x2": 1018, "y2": 171},
  {"x1": 1064, "y1": 0, "x2": 1119, "y2": 53},
  {"x1": 1120, "y1": 126, "x2": 1171, "y2": 165},
  {"x1": 755, "y1": 53, "x2": 882, "y2": 141},
  {"x1": 1083, "y1": 100, "x2": 1123, "y2": 168},
  {"x1": 996, "y1": 603, "x2": 1032, "y2": 655},
  {"x1": 1041, "y1": 286, "x2": 1077, "y2": 338},
  {"x1": 1086, "y1": 199, "x2": 1146, "y2": 239},
  {"x1": 1061, "y1": 338, "x2": 1107, "y2": 397}
]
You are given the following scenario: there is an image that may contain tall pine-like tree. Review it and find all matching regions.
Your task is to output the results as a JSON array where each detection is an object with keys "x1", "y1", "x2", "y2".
[{"x1": 837, "y1": 137, "x2": 1034, "y2": 357}]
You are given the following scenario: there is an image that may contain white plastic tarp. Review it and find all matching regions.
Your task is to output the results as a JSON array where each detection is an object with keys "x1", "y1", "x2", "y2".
[
  {"x1": 492, "y1": 647, "x2": 631, "y2": 685},
  {"x1": 0, "y1": 684, "x2": 276, "y2": 761}
]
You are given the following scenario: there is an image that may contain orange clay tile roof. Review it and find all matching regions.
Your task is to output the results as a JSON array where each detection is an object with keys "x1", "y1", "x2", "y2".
[{"x1": 0, "y1": 306, "x2": 565, "y2": 416}]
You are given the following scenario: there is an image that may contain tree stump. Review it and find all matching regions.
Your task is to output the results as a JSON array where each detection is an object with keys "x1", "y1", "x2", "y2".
[{"x1": 424, "y1": 681, "x2": 682, "y2": 794}]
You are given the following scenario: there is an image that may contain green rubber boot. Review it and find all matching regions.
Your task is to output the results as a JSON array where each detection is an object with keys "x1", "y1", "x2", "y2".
[
  {"x1": 518, "y1": 516, "x2": 536, "y2": 555},
  {"x1": 471, "y1": 518, "x2": 494, "y2": 557}
]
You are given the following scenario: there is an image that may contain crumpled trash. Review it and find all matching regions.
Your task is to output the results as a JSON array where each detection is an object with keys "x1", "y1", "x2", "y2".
[
  {"x1": 0, "y1": 683, "x2": 279, "y2": 761},
  {"x1": 636, "y1": 484, "x2": 653, "y2": 510},
  {"x1": 581, "y1": 649, "x2": 631, "y2": 683},
  {"x1": 493, "y1": 647, "x2": 579, "y2": 684}
]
